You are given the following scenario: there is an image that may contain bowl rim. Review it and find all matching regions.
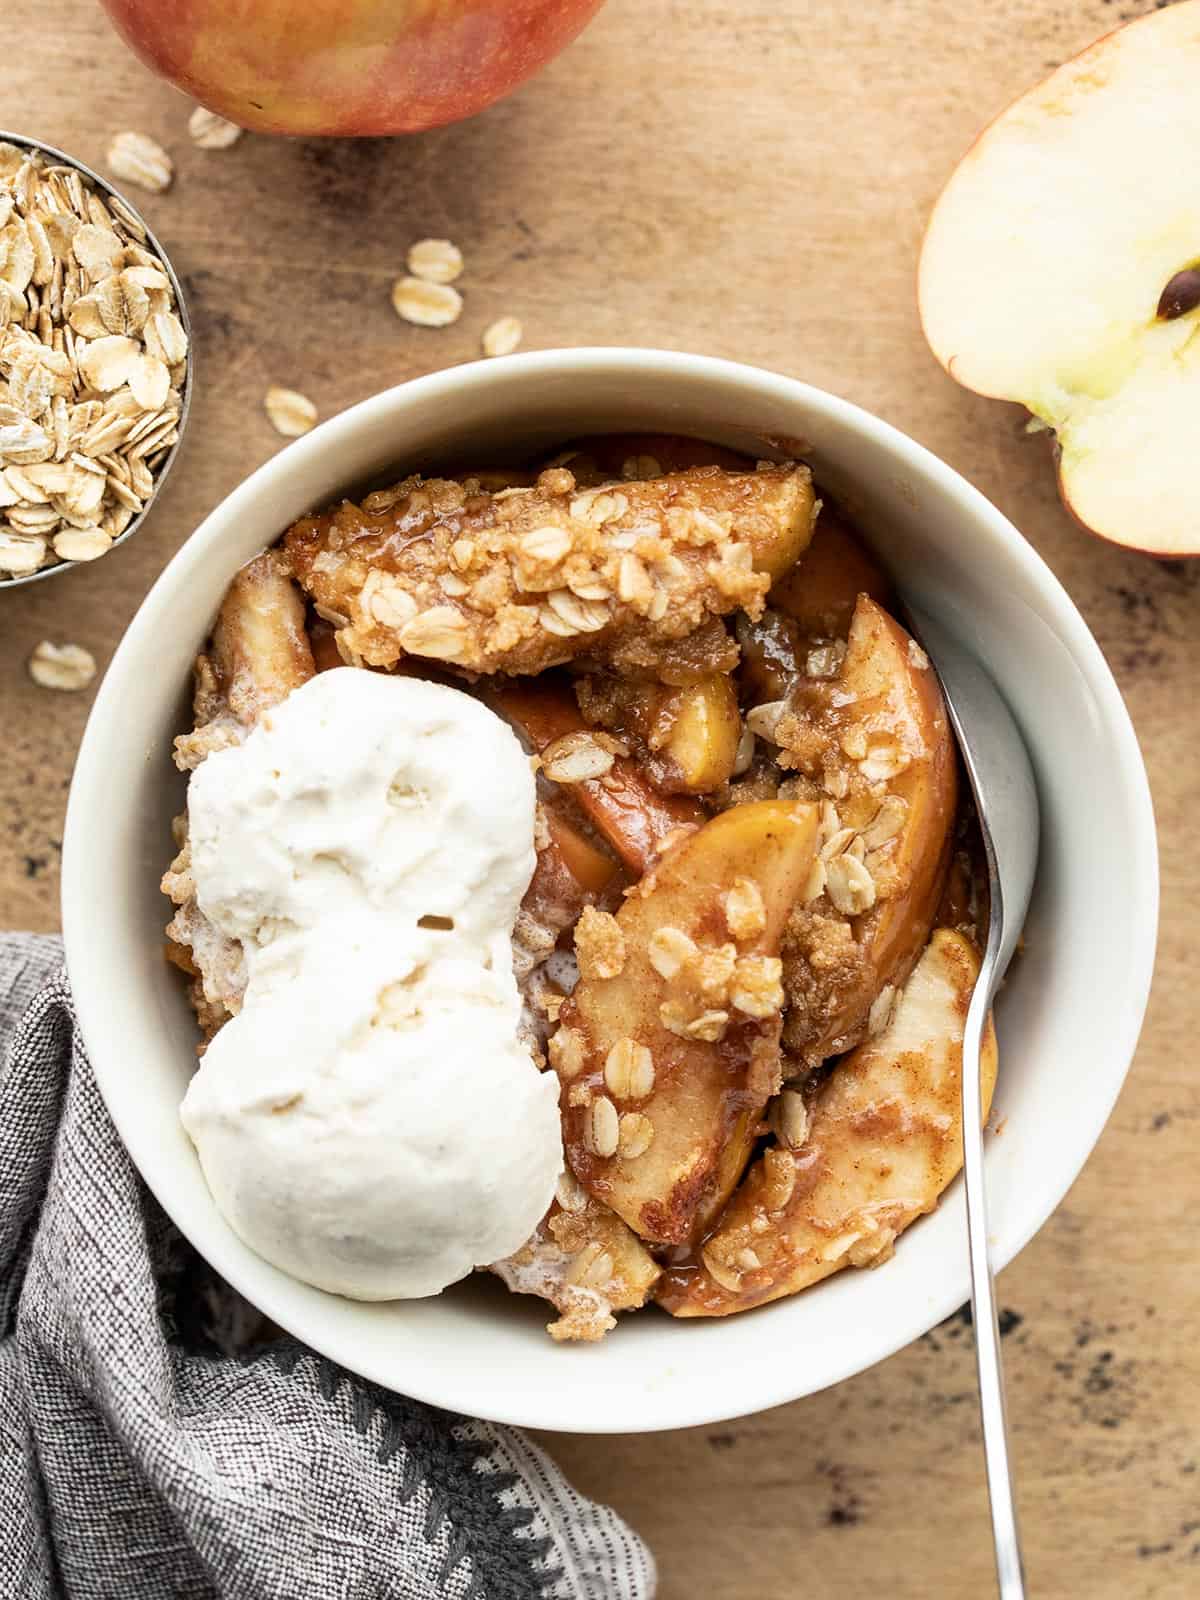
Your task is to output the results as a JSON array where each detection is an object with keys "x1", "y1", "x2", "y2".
[
  {"x1": 0, "y1": 128, "x2": 193, "y2": 590},
  {"x1": 62, "y1": 347, "x2": 1159, "y2": 1431}
]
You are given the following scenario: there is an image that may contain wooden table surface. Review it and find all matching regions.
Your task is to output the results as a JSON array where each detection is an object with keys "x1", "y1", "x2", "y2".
[{"x1": 2, "y1": 2, "x2": 1196, "y2": 1595}]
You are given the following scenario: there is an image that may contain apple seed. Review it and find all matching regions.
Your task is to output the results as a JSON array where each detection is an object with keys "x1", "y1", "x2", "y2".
[{"x1": 1156, "y1": 267, "x2": 1200, "y2": 322}]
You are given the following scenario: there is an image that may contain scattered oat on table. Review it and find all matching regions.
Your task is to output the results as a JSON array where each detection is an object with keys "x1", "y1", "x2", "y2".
[
  {"x1": 28, "y1": 640, "x2": 97, "y2": 691},
  {"x1": 264, "y1": 386, "x2": 317, "y2": 437},
  {"x1": 482, "y1": 315, "x2": 523, "y2": 357},
  {"x1": 106, "y1": 132, "x2": 173, "y2": 195},
  {"x1": 188, "y1": 107, "x2": 242, "y2": 150},
  {"x1": 406, "y1": 238, "x2": 463, "y2": 285},
  {"x1": 0, "y1": 139, "x2": 188, "y2": 581},
  {"x1": 391, "y1": 276, "x2": 463, "y2": 327}
]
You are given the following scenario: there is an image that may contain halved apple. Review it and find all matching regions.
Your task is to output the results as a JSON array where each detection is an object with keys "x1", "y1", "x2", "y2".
[
  {"x1": 774, "y1": 595, "x2": 957, "y2": 1065},
  {"x1": 657, "y1": 928, "x2": 997, "y2": 1316},
  {"x1": 918, "y1": 1, "x2": 1200, "y2": 555},
  {"x1": 488, "y1": 675, "x2": 705, "y2": 874},
  {"x1": 550, "y1": 799, "x2": 820, "y2": 1245}
]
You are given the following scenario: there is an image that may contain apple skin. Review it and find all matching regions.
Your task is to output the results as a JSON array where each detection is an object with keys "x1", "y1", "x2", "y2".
[{"x1": 98, "y1": 0, "x2": 606, "y2": 136}]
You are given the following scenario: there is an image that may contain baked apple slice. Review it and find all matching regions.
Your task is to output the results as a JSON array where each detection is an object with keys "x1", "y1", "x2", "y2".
[
  {"x1": 174, "y1": 550, "x2": 315, "y2": 769},
  {"x1": 574, "y1": 668, "x2": 745, "y2": 795},
  {"x1": 541, "y1": 804, "x2": 618, "y2": 896},
  {"x1": 285, "y1": 461, "x2": 817, "y2": 676},
  {"x1": 658, "y1": 672, "x2": 742, "y2": 792},
  {"x1": 736, "y1": 607, "x2": 806, "y2": 707},
  {"x1": 918, "y1": 1, "x2": 1200, "y2": 555},
  {"x1": 657, "y1": 927, "x2": 998, "y2": 1315},
  {"x1": 738, "y1": 505, "x2": 892, "y2": 707},
  {"x1": 513, "y1": 800, "x2": 620, "y2": 980},
  {"x1": 489, "y1": 675, "x2": 705, "y2": 873},
  {"x1": 768, "y1": 504, "x2": 892, "y2": 642},
  {"x1": 770, "y1": 595, "x2": 957, "y2": 1065},
  {"x1": 549, "y1": 799, "x2": 820, "y2": 1245}
]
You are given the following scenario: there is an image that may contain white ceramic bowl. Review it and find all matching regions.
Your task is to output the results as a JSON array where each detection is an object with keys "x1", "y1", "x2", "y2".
[{"x1": 62, "y1": 350, "x2": 1157, "y2": 1434}]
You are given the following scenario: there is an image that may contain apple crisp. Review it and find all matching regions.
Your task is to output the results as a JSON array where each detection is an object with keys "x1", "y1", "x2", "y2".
[{"x1": 164, "y1": 430, "x2": 995, "y2": 1340}]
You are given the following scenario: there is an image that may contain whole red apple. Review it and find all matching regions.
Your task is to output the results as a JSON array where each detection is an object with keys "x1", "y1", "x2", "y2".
[{"x1": 98, "y1": 0, "x2": 606, "y2": 136}]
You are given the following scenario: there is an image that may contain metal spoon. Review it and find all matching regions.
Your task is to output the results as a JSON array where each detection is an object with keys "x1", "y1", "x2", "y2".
[{"x1": 901, "y1": 600, "x2": 1039, "y2": 1600}]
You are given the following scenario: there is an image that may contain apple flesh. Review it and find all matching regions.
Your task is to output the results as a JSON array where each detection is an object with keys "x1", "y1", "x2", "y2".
[
  {"x1": 487, "y1": 675, "x2": 705, "y2": 874},
  {"x1": 918, "y1": 0, "x2": 1200, "y2": 556},
  {"x1": 98, "y1": 0, "x2": 606, "y2": 136}
]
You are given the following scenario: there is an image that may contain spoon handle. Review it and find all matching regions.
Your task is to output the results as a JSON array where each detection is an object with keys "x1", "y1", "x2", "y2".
[{"x1": 962, "y1": 976, "x2": 1027, "y2": 1598}]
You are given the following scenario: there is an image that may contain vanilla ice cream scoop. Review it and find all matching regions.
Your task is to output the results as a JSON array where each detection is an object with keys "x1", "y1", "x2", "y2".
[
  {"x1": 180, "y1": 668, "x2": 562, "y2": 1300},
  {"x1": 186, "y1": 668, "x2": 536, "y2": 955}
]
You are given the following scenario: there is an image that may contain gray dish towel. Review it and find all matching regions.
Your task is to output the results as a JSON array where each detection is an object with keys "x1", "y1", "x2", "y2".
[{"x1": 0, "y1": 934, "x2": 655, "y2": 1600}]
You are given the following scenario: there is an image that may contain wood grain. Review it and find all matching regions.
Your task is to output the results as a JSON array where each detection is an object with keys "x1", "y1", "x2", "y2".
[{"x1": 2, "y1": 2, "x2": 1196, "y2": 1595}]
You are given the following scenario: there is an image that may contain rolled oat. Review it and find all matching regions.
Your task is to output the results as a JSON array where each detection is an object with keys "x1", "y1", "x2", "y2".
[
  {"x1": 107, "y1": 132, "x2": 173, "y2": 195},
  {"x1": 391, "y1": 276, "x2": 463, "y2": 327},
  {"x1": 264, "y1": 386, "x2": 318, "y2": 438},
  {"x1": 28, "y1": 639, "x2": 96, "y2": 690},
  {"x1": 188, "y1": 107, "x2": 243, "y2": 150},
  {"x1": 406, "y1": 238, "x2": 464, "y2": 285},
  {"x1": 482, "y1": 315, "x2": 522, "y2": 357}
]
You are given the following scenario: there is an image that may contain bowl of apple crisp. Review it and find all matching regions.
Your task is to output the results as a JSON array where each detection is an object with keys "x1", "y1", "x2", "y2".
[{"x1": 62, "y1": 350, "x2": 1156, "y2": 1432}]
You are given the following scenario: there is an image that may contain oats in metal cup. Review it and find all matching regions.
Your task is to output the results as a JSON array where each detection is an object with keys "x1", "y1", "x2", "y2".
[{"x1": 0, "y1": 139, "x2": 189, "y2": 582}]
